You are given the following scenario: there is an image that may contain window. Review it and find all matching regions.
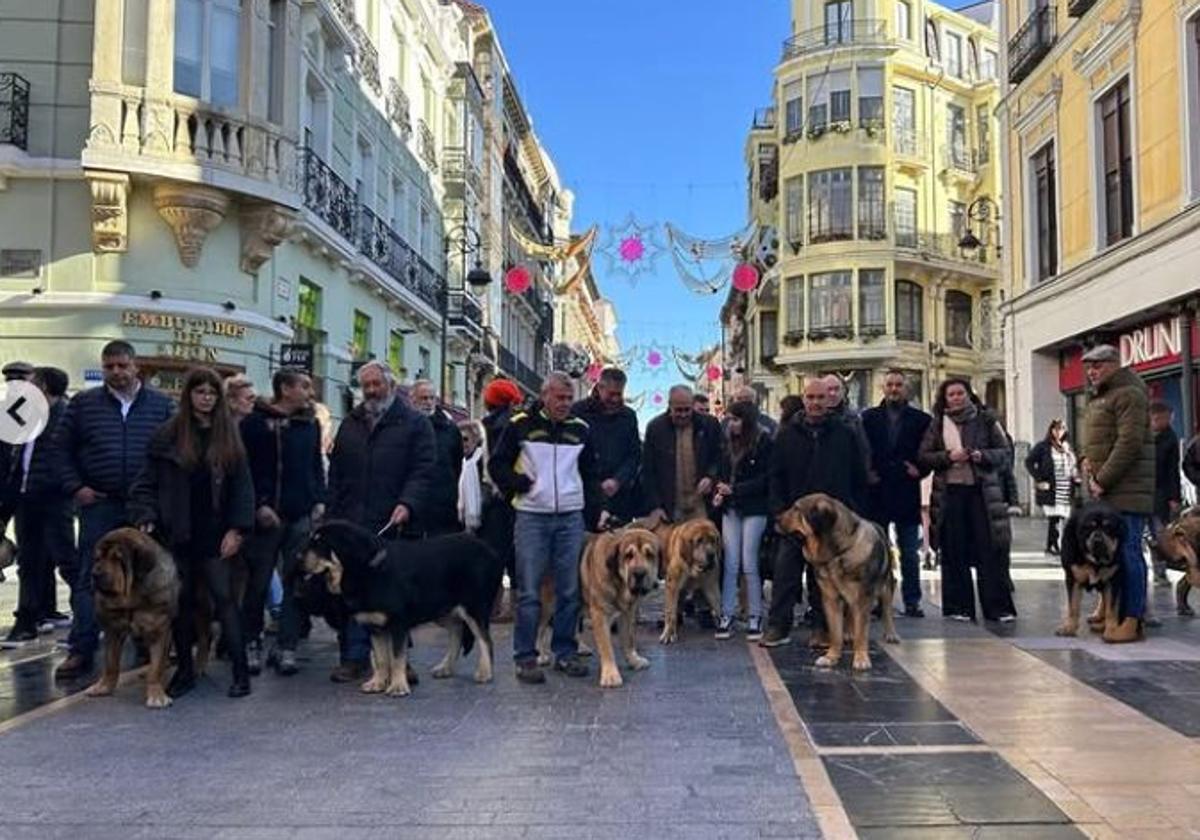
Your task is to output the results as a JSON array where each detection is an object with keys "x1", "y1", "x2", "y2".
[
  {"x1": 949, "y1": 201, "x2": 967, "y2": 243},
  {"x1": 945, "y1": 290, "x2": 972, "y2": 348},
  {"x1": 418, "y1": 346, "x2": 432, "y2": 379},
  {"x1": 354, "y1": 138, "x2": 375, "y2": 209},
  {"x1": 808, "y1": 101, "x2": 828, "y2": 131},
  {"x1": 267, "y1": 0, "x2": 285, "y2": 123},
  {"x1": 858, "y1": 270, "x2": 885, "y2": 332},
  {"x1": 352, "y1": 311, "x2": 372, "y2": 359},
  {"x1": 421, "y1": 72, "x2": 435, "y2": 128},
  {"x1": 1032, "y1": 141, "x2": 1058, "y2": 280},
  {"x1": 122, "y1": 0, "x2": 148, "y2": 85},
  {"x1": 830, "y1": 89, "x2": 851, "y2": 124},
  {"x1": 894, "y1": 187, "x2": 917, "y2": 247},
  {"x1": 1099, "y1": 78, "x2": 1133, "y2": 246},
  {"x1": 390, "y1": 177, "x2": 406, "y2": 232},
  {"x1": 896, "y1": 0, "x2": 911, "y2": 40},
  {"x1": 296, "y1": 279, "x2": 321, "y2": 330},
  {"x1": 783, "y1": 80, "x2": 803, "y2": 139},
  {"x1": 967, "y1": 38, "x2": 981, "y2": 81},
  {"x1": 174, "y1": 0, "x2": 241, "y2": 107},
  {"x1": 979, "y1": 290, "x2": 995, "y2": 351},
  {"x1": 1188, "y1": 14, "x2": 1200, "y2": 198},
  {"x1": 858, "y1": 166, "x2": 886, "y2": 239},
  {"x1": 785, "y1": 176, "x2": 804, "y2": 247},
  {"x1": 785, "y1": 276, "x2": 805, "y2": 338},
  {"x1": 892, "y1": 86, "x2": 916, "y2": 153},
  {"x1": 896, "y1": 280, "x2": 923, "y2": 341},
  {"x1": 924, "y1": 18, "x2": 940, "y2": 61},
  {"x1": 983, "y1": 49, "x2": 998, "y2": 80},
  {"x1": 945, "y1": 32, "x2": 963, "y2": 78},
  {"x1": 809, "y1": 272, "x2": 853, "y2": 334},
  {"x1": 303, "y1": 74, "x2": 330, "y2": 156},
  {"x1": 388, "y1": 330, "x2": 406, "y2": 374},
  {"x1": 760, "y1": 312, "x2": 778, "y2": 359},
  {"x1": 947, "y1": 104, "x2": 968, "y2": 168},
  {"x1": 977, "y1": 105, "x2": 990, "y2": 164},
  {"x1": 809, "y1": 168, "x2": 853, "y2": 242},
  {"x1": 858, "y1": 67, "x2": 884, "y2": 126},
  {"x1": 824, "y1": 0, "x2": 853, "y2": 44}
]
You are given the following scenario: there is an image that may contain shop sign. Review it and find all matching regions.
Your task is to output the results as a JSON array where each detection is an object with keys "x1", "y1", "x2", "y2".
[
  {"x1": 121, "y1": 310, "x2": 247, "y2": 339},
  {"x1": 279, "y1": 343, "x2": 314, "y2": 373},
  {"x1": 1120, "y1": 318, "x2": 1182, "y2": 368}
]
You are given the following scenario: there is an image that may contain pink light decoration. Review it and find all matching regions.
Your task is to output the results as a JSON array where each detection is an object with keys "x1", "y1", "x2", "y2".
[
  {"x1": 652, "y1": 392, "x2": 664, "y2": 405},
  {"x1": 618, "y1": 236, "x2": 646, "y2": 264},
  {"x1": 706, "y1": 364, "x2": 722, "y2": 382},
  {"x1": 732, "y1": 262, "x2": 759, "y2": 292},
  {"x1": 646, "y1": 349, "x2": 663, "y2": 368},
  {"x1": 585, "y1": 362, "x2": 603, "y2": 383},
  {"x1": 504, "y1": 265, "x2": 532, "y2": 294}
]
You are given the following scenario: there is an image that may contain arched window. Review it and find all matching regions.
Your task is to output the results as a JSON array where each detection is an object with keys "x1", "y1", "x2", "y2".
[
  {"x1": 896, "y1": 280, "x2": 923, "y2": 341},
  {"x1": 945, "y1": 290, "x2": 973, "y2": 348}
]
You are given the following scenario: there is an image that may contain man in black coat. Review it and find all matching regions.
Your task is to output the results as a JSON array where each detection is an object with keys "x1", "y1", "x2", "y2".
[
  {"x1": 761, "y1": 377, "x2": 867, "y2": 648},
  {"x1": 572, "y1": 367, "x2": 640, "y2": 527},
  {"x1": 54, "y1": 341, "x2": 174, "y2": 678},
  {"x1": 325, "y1": 361, "x2": 436, "y2": 681},
  {"x1": 1149, "y1": 401, "x2": 1182, "y2": 586},
  {"x1": 861, "y1": 370, "x2": 932, "y2": 617},
  {"x1": 2, "y1": 367, "x2": 74, "y2": 645},
  {"x1": 409, "y1": 379, "x2": 463, "y2": 536},
  {"x1": 642, "y1": 385, "x2": 721, "y2": 524}
]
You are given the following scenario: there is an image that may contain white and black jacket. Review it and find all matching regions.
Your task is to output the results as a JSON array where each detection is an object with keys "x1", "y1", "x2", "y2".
[{"x1": 488, "y1": 406, "x2": 598, "y2": 515}]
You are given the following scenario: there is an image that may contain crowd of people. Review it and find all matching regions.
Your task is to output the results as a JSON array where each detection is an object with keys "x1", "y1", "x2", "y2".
[{"x1": 0, "y1": 339, "x2": 1193, "y2": 697}]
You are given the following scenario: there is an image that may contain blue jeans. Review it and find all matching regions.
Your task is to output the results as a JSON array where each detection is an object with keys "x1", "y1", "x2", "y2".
[
  {"x1": 721, "y1": 511, "x2": 766, "y2": 620},
  {"x1": 1120, "y1": 513, "x2": 1146, "y2": 619},
  {"x1": 340, "y1": 620, "x2": 371, "y2": 665},
  {"x1": 513, "y1": 511, "x2": 584, "y2": 664},
  {"x1": 67, "y1": 499, "x2": 127, "y2": 658},
  {"x1": 892, "y1": 522, "x2": 922, "y2": 608}
]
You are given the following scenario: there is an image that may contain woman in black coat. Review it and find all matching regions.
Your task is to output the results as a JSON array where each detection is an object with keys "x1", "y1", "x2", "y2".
[
  {"x1": 1024, "y1": 419, "x2": 1077, "y2": 554},
  {"x1": 713, "y1": 401, "x2": 773, "y2": 641},
  {"x1": 130, "y1": 367, "x2": 255, "y2": 699},
  {"x1": 918, "y1": 378, "x2": 1016, "y2": 623}
]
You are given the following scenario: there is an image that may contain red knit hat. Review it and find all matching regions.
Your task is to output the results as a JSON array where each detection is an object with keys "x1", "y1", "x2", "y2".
[{"x1": 483, "y1": 378, "x2": 522, "y2": 409}]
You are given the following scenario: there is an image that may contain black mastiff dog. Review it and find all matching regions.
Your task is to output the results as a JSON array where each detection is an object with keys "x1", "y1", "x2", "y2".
[
  {"x1": 1056, "y1": 501, "x2": 1127, "y2": 637},
  {"x1": 300, "y1": 520, "x2": 503, "y2": 697}
]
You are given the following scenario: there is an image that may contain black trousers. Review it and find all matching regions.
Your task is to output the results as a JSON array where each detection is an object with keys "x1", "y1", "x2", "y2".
[
  {"x1": 13, "y1": 497, "x2": 74, "y2": 629},
  {"x1": 766, "y1": 535, "x2": 826, "y2": 635},
  {"x1": 174, "y1": 547, "x2": 247, "y2": 678},
  {"x1": 940, "y1": 484, "x2": 1016, "y2": 621},
  {"x1": 480, "y1": 496, "x2": 516, "y2": 584},
  {"x1": 243, "y1": 516, "x2": 309, "y2": 647}
]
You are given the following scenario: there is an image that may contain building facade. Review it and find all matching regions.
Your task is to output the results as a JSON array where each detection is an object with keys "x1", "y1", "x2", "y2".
[
  {"x1": 1000, "y1": 0, "x2": 1200, "y2": 448},
  {"x1": 551, "y1": 248, "x2": 620, "y2": 400},
  {"x1": 0, "y1": 0, "x2": 568, "y2": 416},
  {"x1": 738, "y1": 0, "x2": 1005, "y2": 414}
]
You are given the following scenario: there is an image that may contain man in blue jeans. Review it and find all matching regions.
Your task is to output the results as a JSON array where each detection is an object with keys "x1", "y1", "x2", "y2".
[
  {"x1": 489, "y1": 372, "x2": 598, "y2": 684},
  {"x1": 861, "y1": 370, "x2": 932, "y2": 617},
  {"x1": 54, "y1": 341, "x2": 174, "y2": 679}
]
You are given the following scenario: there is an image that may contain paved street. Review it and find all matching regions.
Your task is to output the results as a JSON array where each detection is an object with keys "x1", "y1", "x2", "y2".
[{"x1": 0, "y1": 523, "x2": 1197, "y2": 838}]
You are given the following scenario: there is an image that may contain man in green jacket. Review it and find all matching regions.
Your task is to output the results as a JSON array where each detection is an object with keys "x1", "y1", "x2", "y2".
[{"x1": 1081, "y1": 344, "x2": 1155, "y2": 642}]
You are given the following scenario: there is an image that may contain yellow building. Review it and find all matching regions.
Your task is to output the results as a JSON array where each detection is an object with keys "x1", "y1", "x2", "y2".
[
  {"x1": 1001, "y1": 0, "x2": 1200, "y2": 445},
  {"x1": 551, "y1": 247, "x2": 620, "y2": 400},
  {"x1": 739, "y1": 0, "x2": 1005, "y2": 414}
]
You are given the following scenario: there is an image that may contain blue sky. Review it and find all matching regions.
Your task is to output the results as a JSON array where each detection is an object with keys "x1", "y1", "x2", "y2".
[{"x1": 483, "y1": 1, "x2": 790, "y2": 420}]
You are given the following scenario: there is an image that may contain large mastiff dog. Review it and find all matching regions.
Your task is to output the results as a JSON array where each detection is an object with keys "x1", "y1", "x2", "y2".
[
  {"x1": 655, "y1": 518, "x2": 722, "y2": 645},
  {"x1": 1055, "y1": 502, "x2": 1126, "y2": 637},
  {"x1": 778, "y1": 494, "x2": 899, "y2": 670},
  {"x1": 85, "y1": 528, "x2": 180, "y2": 708},
  {"x1": 1154, "y1": 506, "x2": 1200, "y2": 617}
]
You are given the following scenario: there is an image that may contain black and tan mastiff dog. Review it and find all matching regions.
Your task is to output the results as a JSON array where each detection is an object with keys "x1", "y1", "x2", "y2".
[
  {"x1": 300, "y1": 520, "x2": 503, "y2": 697},
  {"x1": 655, "y1": 518, "x2": 723, "y2": 645},
  {"x1": 1154, "y1": 506, "x2": 1200, "y2": 617},
  {"x1": 778, "y1": 494, "x2": 899, "y2": 670},
  {"x1": 85, "y1": 528, "x2": 180, "y2": 708},
  {"x1": 1055, "y1": 501, "x2": 1127, "y2": 637}
]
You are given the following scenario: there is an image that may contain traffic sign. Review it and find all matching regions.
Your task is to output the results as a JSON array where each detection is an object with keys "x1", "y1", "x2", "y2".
[{"x1": 0, "y1": 380, "x2": 50, "y2": 445}]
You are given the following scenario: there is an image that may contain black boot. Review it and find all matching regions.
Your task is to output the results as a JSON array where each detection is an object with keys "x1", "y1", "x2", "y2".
[
  {"x1": 1046, "y1": 519, "x2": 1061, "y2": 555},
  {"x1": 228, "y1": 653, "x2": 251, "y2": 698},
  {"x1": 167, "y1": 661, "x2": 197, "y2": 699}
]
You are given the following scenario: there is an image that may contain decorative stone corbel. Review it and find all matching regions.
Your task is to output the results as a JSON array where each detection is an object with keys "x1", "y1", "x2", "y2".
[
  {"x1": 88, "y1": 171, "x2": 131, "y2": 253},
  {"x1": 239, "y1": 201, "x2": 296, "y2": 274},
  {"x1": 154, "y1": 182, "x2": 229, "y2": 268}
]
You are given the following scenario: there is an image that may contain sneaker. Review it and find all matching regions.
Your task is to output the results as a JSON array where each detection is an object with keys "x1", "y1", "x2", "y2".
[
  {"x1": 54, "y1": 653, "x2": 94, "y2": 679},
  {"x1": 330, "y1": 661, "x2": 369, "y2": 683},
  {"x1": 998, "y1": 614, "x2": 1017, "y2": 624},
  {"x1": 2, "y1": 625, "x2": 38, "y2": 646},
  {"x1": 37, "y1": 620, "x2": 56, "y2": 634},
  {"x1": 246, "y1": 641, "x2": 263, "y2": 676},
  {"x1": 714, "y1": 616, "x2": 734, "y2": 640},
  {"x1": 516, "y1": 660, "x2": 546, "y2": 685},
  {"x1": 42, "y1": 611, "x2": 72, "y2": 628},
  {"x1": 274, "y1": 649, "x2": 298, "y2": 677},
  {"x1": 1144, "y1": 614, "x2": 1163, "y2": 628},
  {"x1": 746, "y1": 617, "x2": 764, "y2": 643},
  {"x1": 903, "y1": 605, "x2": 926, "y2": 618},
  {"x1": 947, "y1": 613, "x2": 973, "y2": 623},
  {"x1": 553, "y1": 655, "x2": 589, "y2": 678},
  {"x1": 758, "y1": 628, "x2": 791, "y2": 648}
]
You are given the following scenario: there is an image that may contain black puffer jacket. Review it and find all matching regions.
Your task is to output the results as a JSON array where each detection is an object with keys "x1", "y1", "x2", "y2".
[
  {"x1": 768, "y1": 415, "x2": 867, "y2": 515},
  {"x1": 328, "y1": 398, "x2": 436, "y2": 532},
  {"x1": 718, "y1": 429, "x2": 773, "y2": 517},
  {"x1": 239, "y1": 400, "x2": 326, "y2": 520},
  {"x1": 918, "y1": 407, "x2": 1012, "y2": 550},
  {"x1": 572, "y1": 396, "x2": 641, "y2": 520}
]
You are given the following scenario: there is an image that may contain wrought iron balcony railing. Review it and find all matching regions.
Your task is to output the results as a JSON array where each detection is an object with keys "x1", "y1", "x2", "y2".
[
  {"x1": 351, "y1": 23, "x2": 381, "y2": 96},
  {"x1": 357, "y1": 206, "x2": 443, "y2": 310},
  {"x1": 782, "y1": 19, "x2": 890, "y2": 60},
  {"x1": 443, "y1": 146, "x2": 482, "y2": 194},
  {"x1": 498, "y1": 345, "x2": 544, "y2": 395},
  {"x1": 0, "y1": 73, "x2": 30, "y2": 151},
  {"x1": 302, "y1": 148, "x2": 357, "y2": 241},
  {"x1": 1008, "y1": 5, "x2": 1057, "y2": 85},
  {"x1": 386, "y1": 78, "x2": 412, "y2": 139},
  {"x1": 332, "y1": 0, "x2": 354, "y2": 29},
  {"x1": 448, "y1": 289, "x2": 484, "y2": 335},
  {"x1": 417, "y1": 119, "x2": 438, "y2": 173}
]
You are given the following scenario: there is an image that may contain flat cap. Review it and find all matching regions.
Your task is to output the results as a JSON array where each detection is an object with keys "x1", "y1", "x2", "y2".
[
  {"x1": 1, "y1": 361, "x2": 34, "y2": 380},
  {"x1": 1081, "y1": 344, "x2": 1119, "y2": 363}
]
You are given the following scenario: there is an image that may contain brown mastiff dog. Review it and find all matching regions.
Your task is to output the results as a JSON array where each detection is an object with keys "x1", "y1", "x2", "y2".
[
  {"x1": 1155, "y1": 507, "x2": 1200, "y2": 617},
  {"x1": 85, "y1": 528, "x2": 180, "y2": 708},
  {"x1": 778, "y1": 493, "x2": 899, "y2": 670},
  {"x1": 654, "y1": 517, "x2": 722, "y2": 645}
]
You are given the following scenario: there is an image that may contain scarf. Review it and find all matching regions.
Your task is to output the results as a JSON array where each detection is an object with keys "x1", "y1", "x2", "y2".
[
  {"x1": 674, "y1": 423, "x2": 703, "y2": 520},
  {"x1": 941, "y1": 404, "x2": 976, "y2": 485}
]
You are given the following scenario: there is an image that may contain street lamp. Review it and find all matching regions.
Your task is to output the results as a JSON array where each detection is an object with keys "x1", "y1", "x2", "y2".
[
  {"x1": 958, "y1": 196, "x2": 998, "y2": 252},
  {"x1": 442, "y1": 221, "x2": 491, "y2": 403}
]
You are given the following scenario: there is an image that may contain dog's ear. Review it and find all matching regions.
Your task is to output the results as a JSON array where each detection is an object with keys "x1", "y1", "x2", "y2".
[
  {"x1": 807, "y1": 500, "x2": 837, "y2": 537},
  {"x1": 604, "y1": 535, "x2": 622, "y2": 576},
  {"x1": 1060, "y1": 512, "x2": 1081, "y2": 567},
  {"x1": 131, "y1": 540, "x2": 159, "y2": 581}
]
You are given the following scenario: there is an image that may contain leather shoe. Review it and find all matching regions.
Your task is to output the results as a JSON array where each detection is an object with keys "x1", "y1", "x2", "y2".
[
  {"x1": 54, "y1": 653, "x2": 94, "y2": 680},
  {"x1": 166, "y1": 667, "x2": 197, "y2": 698},
  {"x1": 329, "y1": 661, "x2": 370, "y2": 683},
  {"x1": 1102, "y1": 617, "x2": 1144, "y2": 644}
]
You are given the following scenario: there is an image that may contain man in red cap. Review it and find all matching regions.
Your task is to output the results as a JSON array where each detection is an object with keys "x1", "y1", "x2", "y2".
[{"x1": 480, "y1": 378, "x2": 523, "y2": 618}]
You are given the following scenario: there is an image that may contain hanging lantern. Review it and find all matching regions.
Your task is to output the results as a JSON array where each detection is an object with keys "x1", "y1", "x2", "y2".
[
  {"x1": 646, "y1": 349, "x2": 663, "y2": 368},
  {"x1": 732, "y1": 262, "x2": 759, "y2": 292},
  {"x1": 504, "y1": 265, "x2": 532, "y2": 294},
  {"x1": 706, "y1": 364, "x2": 722, "y2": 382}
]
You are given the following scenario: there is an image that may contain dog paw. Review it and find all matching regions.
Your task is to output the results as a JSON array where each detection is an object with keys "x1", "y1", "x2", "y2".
[
  {"x1": 360, "y1": 677, "x2": 387, "y2": 694},
  {"x1": 627, "y1": 653, "x2": 650, "y2": 671},
  {"x1": 430, "y1": 664, "x2": 453, "y2": 679},
  {"x1": 474, "y1": 667, "x2": 493, "y2": 684},
  {"x1": 883, "y1": 633, "x2": 900, "y2": 644},
  {"x1": 385, "y1": 682, "x2": 411, "y2": 698},
  {"x1": 852, "y1": 654, "x2": 872, "y2": 671},
  {"x1": 814, "y1": 654, "x2": 835, "y2": 668},
  {"x1": 599, "y1": 668, "x2": 624, "y2": 688},
  {"x1": 1054, "y1": 624, "x2": 1078, "y2": 637},
  {"x1": 144, "y1": 689, "x2": 172, "y2": 709},
  {"x1": 84, "y1": 680, "x2": 115, "y2": 698},
  {"x1": 658, "y1": 627, "x2": 677, "y2": 645}
]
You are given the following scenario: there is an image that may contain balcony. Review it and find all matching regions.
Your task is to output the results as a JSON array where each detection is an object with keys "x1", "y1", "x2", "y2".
[
  {"x1": 757, "y1": 144, "x2": 779, "y2": 202},
  {"x1": 1009, "y1": 5, "x2": 1057, "y2": 85},
  {"x1": 498, "y1": 345, "x2": 543, "y2": 395},
  {"x1": 752, "y1": 107, "x2": 776, "y2": 131},
  {"x1": 386, "y1": 79, "x2": 412, "y2": 140},
  {"x1": 782, "y1": 19, "x2": 890, "y2": 61},
  {"x1": 1067, "y1": 0, "x2": 1098, "y2": 17},
  {"x1": 351, "y1": 23, "x2": 381, "y2": 96},
  {"x1": 302, "y1": 148, "x2": 356, "y2": 241},
  {"x1": 0, "y1": 73, "x2": 30, "y2": 151},
  {"x1": 448, "y1": 289, "x2": 484, "y2": 337},
  {"x1": 942, "y1": 144, "x2": 981, "y2": 175},
  {"x1": 893, "y1": 129, "x2": 929, "y2": 170},
  {"x1": 357, "y1": 206, "x2": 443, "y2": 310},
  {"x1": 417, "y1": 119, "x2": 438, "y2": 173},
  {"x1": 331, "y1": 0, "x2": 354, "y2": 29},
  {"x1": 504, "y1": 147, "x2": 548, "y2": 243},
  {"x1": 894, "y1": 229, "x2": 999, "y2": 274},
  {"x1": 443, "y1": 146, "x2": 482, "y2": 196}
]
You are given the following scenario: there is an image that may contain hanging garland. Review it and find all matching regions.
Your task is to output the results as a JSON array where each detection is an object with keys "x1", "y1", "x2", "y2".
[
  {"x1": 664, "y1": 222, "x2": 759, "y2": 295},
  {"x1": 508, "y1": 224, "x2": 600, "y2": 295},
  {"x1": 597, "y1": 215, "x2": 663, "y2": 285}
]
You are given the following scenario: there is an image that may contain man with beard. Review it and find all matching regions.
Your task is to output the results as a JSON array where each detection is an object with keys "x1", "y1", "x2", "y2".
[
  {"x1": 572, "y1": 367, "x2": 640, "y2": 528},
  {"x1": 325, "y1": 361, "x2": 436, "y2": 681},
  {"x1": 240, "y1": 368, "x2": 326, "y2": 677},
  {"x1": 409, "y1": 379, "x2": 464, "y2": 536}
]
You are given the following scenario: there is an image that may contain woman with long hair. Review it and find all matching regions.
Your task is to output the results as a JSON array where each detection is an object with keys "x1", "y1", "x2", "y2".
[
  {"x1": 1024, "y1": 418, "x2": 1077, "y2": 554},
  {"x1": 130, "y1": 367, "x2": 255, "y2": 698},
  {"x1": 713, "y1": 400, "x2": 773, "y2": 641},
  {"x1": 918, "y1": 378, "x2": 1016, "y2": 623}
]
